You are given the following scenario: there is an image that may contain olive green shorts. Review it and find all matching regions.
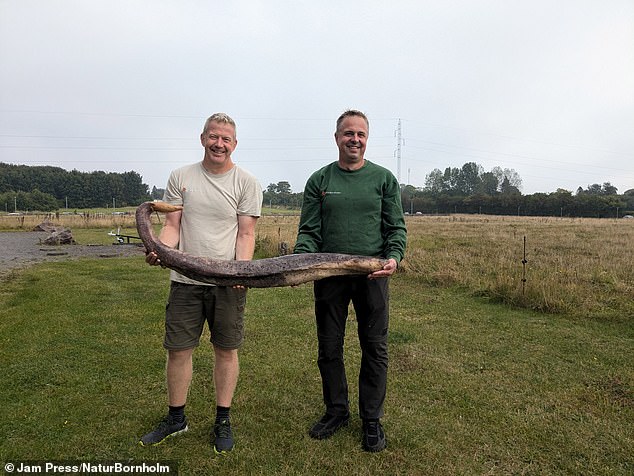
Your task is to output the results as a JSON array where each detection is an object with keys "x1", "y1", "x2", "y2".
[{"x1": 164, "y1": 281, "x2": 247, "y2": 350}]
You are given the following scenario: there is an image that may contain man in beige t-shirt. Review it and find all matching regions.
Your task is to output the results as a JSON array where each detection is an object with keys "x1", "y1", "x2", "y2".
[{"x1": 140, "y1": 113, "x2": 262, "y2": 454}]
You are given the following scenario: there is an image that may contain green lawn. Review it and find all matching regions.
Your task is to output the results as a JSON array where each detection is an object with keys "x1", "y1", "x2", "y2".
[{"x1": 1, "y1": 257, "x2": 632, "y2": 475}]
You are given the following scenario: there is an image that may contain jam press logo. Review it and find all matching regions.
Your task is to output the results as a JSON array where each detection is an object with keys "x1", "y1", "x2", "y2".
[{"x1": 321, "y1": 191, "x2": 342, "y2": 196}]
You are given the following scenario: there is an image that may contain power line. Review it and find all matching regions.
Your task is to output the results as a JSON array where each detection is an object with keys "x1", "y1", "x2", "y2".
[
  {"x1": 403, "y1": 139, "x2": 633, "y2": 173},
  {"x1": 2, "y1": 109, "x2": 629, "y2": 158},
  {"x1": 0, "y1": 133, "x2": 395, "y2": 142},
  {"x1": 400, "y1": 118, "x2": 633, "y2": 158},
  {"x1": 395, "y1": 118, "x2": 402, "y2": 183}
]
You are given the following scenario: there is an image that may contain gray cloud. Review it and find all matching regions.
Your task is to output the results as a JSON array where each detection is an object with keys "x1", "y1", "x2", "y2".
[{"x1": 1, "y1": 0, "x2": 632, "y2": 195}]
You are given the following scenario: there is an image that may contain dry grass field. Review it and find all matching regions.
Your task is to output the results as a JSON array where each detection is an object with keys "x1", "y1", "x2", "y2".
[
  {"x1": 255, "y1": 214, "x2": 634, "y2": 321},
  {"x1": 2, "y1": 211, "x2": 632, "y2": 320},
  {"x1": 0, "y1": 211, "x2": 138, "y2": 233}
]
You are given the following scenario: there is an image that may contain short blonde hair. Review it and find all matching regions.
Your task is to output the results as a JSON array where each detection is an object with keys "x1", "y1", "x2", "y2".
[{"x1": 202, "y1": 113, "x2": 237, "y2": 137}]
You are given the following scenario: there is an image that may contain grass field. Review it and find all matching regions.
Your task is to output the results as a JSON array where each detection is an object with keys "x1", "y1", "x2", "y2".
[
  {"x1": 0, "y1": 213, "x2": 633, "y2": 474},
  {"x1": 254, "y1": 214, "x2": 634, "y2": 320}
]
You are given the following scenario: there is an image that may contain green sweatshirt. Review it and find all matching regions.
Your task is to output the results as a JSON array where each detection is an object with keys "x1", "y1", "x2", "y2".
[{"x1": 294, "y1": 160, "x2": 407, "y2": 262}]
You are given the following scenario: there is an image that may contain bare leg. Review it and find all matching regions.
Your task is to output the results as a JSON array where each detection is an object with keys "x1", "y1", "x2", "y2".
[
  {"x1": 166, "y1": 348, "x2": 194, "y2": 406},
  {"x1": 213, "y1": 346, "x2": 239, "y2": 407}
]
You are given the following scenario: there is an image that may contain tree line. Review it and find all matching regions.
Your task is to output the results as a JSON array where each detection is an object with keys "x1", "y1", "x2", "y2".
[
  {"x1": 2, "y1": 161, "x2": 632, "y2": 217},
  {"x1": 0, "y1": 163, "x2": 150, "y2": 212},
  {"x1": 262, "y1": 162, "x2": 633, "y2": 218},
  {"x1": 401, "y1": 162, "x2": 633, "y2": 218}
]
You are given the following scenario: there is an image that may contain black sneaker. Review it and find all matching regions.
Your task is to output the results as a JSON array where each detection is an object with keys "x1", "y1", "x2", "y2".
[
  {"x1": 213, "y1": 419, "x2": 234, "y2": 454},
  {"x1": 139, "y1": 415, "x2": 188, "y2": 447},
  {"x1": 308, "y1": 413, "x2": 350, "y2": 439},
  {"x1": 362, "y1": 420, "x2": 387, "y2": 452}
]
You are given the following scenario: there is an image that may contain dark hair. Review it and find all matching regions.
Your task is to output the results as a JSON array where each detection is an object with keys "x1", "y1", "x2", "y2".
[{"x1": 336, "y1": 109, "x2": 369, "y2": 133}]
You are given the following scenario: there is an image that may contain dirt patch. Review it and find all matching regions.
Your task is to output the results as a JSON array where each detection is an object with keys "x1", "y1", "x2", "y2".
[{"x1": 0, "y1": 231, "x2": 146, "y2": 279}]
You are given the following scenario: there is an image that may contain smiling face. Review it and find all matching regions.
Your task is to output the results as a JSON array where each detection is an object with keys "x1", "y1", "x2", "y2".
[
  {"x1": 335, "y1": 115, "x2": 368, "y2": 171},
  {"x1": 200, "y1": 120, "x2": 237, "y2": 173}
]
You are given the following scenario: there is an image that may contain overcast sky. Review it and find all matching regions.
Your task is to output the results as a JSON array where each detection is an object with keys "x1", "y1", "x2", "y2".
[{"x1": 1, "y1": 0, "x2": 633, "y2": 196}]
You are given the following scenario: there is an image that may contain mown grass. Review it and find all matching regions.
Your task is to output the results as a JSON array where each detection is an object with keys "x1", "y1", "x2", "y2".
[{"x1": 1, "y1": 256, "x2": 633, "y2": 475}]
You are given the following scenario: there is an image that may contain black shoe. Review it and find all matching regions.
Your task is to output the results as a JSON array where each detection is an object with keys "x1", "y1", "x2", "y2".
[
  {"x1": 308, "y1": 413, "x2": 350, "y2": 439},
  {"x1": 139, "y1": 415, "x2": 188, "y2": 446},
  {"x1": 213, "y1": 419, "x2": 234, "y2": 454},
  {"x1": 362, "y1": 420, "x2": 387, "y2": 452}
]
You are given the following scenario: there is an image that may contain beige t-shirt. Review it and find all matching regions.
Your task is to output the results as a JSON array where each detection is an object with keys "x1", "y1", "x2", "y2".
[{"x1": 163, "y1": 162, "x2": 262, "y2": 285}]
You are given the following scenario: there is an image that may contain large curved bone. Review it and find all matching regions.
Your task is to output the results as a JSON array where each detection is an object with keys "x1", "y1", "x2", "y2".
[{"x1": 135, "y1": 201, "x2": 387, "y2": 287}]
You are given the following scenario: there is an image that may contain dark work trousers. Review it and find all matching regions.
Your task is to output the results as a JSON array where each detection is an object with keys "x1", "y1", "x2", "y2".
[{"x1": 313, "y1": 275, "x2": 389, "y2": 420}]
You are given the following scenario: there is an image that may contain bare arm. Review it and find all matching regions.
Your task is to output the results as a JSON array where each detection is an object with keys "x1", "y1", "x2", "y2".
[
  {"x1": 145, "y1": 210, "x2": 182, "y2": 266},
  {"x1": 235, "y1": 215, "x2": 258, "y2": 261}
]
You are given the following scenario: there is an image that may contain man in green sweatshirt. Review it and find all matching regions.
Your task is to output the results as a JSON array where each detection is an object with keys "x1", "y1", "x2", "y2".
[{"x1": 294, "y1": 110, "x2": 407, "y2": 452}]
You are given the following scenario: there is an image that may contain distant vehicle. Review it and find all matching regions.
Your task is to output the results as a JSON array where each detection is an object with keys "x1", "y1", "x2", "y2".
[
  {"x1": 8, "y1": 212, "x2": 22, "y2": 216},
  {"x1": 623, "y1": 215, "x2": 633, "y2": 219}
]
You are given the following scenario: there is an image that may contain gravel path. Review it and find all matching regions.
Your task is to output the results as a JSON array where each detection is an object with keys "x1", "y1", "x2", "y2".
[{"x1": 0, "y1": 231, "x2": 145, "y2": 279}]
